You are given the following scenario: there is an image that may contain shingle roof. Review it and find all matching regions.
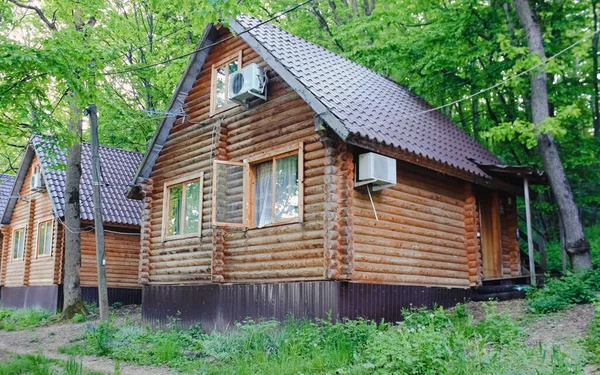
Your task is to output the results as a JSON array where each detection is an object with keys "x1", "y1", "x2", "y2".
[
  {"x1": 33, "y1": 137, "x2": 143, "y2": 226},
  {"x1": 0, "y1": 174, "x2": 16, "y2": 218},
  {"x1": 234, "y1": 15, "x2": 501, "y2": 177}
]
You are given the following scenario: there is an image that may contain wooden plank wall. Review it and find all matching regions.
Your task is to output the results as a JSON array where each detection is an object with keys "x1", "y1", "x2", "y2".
[
  {"x1": 80, "y1": 229, "x2": 141, "y2": 288},
  {"x1": 0, "y1": 156, "x2": 58, "y2": 287},
  {"x1": 352, "y1": 162, "x2": 471, "y2": 287},
  {"x1": 145, "y1": 29, "x2": 326, "y2": 285},
  {"x1": 499, "y1": 194, "x2": 520, "y2": 277}
]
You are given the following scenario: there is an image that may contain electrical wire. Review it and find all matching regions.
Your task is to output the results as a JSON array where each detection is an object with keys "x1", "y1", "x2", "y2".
[
  {"x1": 103, "y1": 0, "x2": 312, "y2": 76},
  {"x1": 398, "y1": 29, "x2": 600, "y2": 120}
]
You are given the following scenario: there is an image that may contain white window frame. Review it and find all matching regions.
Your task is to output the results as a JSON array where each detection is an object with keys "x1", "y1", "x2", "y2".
[
  {"x1": 209, "y1": 51, "x2": 243, "y2": 116},
  {"x1": 11, "y1": 227, "x2": 26, "y2": 261},
  {"x1": 35, "y1": 218, "x2": 54, "y2": 258},
  {"x1": 162, "y1": 172, "x2": 204, "y2": 242}
]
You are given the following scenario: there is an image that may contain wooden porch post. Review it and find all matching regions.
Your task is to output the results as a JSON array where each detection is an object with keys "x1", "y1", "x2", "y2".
[{"x1": 524, "y1": 177, "x2": 536, "y2": 286}]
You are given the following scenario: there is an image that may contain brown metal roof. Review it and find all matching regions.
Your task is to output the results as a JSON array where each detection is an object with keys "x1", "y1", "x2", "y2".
[
  {"x1": 0, "y1": 174, "x2": 16, "y2": 219},
  {"x1": 234, "y1": 15, "x2": 502, "y2": 177},
  {"x1": 2, "y1": 137, "x2": 143, "y2": 226}
]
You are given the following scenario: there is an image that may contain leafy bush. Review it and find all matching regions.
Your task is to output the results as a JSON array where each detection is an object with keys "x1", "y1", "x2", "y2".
[
  {"x1": 527, "y1": 270, "x2": 600, "y2": 313},
  {"x1": 586, "y1": 303, "x2": 600, "y2": 363},
  {"x1": 60, "y1": 305, "x2": 583, "y2": 374},
  {"x1": 72, "y1": 313, "x2": 86, "y2": 323},
  {"x1": 0, "y1": 308, "x2": 55, "y2": 331}
]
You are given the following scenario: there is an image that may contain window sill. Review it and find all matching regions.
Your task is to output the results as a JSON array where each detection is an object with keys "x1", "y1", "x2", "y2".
[
  {"x1": 251, "y1": 219, "x2": 301, "y2": 230},
  {"x1": 209, "y1": 103, "x2": 239, "y2": 117},
  {"x1": 36, "y1": 253, "x2": 52, "y2": 259},
  {"x1": 162, "y1": 233, "x2": 201, "y2": 243}
]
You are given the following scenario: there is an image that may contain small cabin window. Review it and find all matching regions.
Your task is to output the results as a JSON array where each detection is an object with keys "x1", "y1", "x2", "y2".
[
  {"x1": 12, "y1": 228, "x2": 25, "y2": 260},
  {"x1": 210, "y1": 51, "x2": 242, "y2": 116},
  {"x1": 212, "y1": 143, "x2": 304, "y2": 228},
  {"x1": 37, "y1": 220, "x2": 53, "y2": 256},
  {"x1": 253, "y1": 153, "x2": 299, "y2": 228},
  {"x1": 162, "y1": 173, "x2": 203, "y2": 241}
]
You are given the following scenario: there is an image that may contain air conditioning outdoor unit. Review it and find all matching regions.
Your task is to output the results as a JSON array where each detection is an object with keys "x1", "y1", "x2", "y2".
[
  {"x1": 30, "y1": 172, "x2": 45, "y2": 192},
  {"x1": 228, "y1": 63, "x2": 267, "y2": 103},
  {"x1": 356, "y1": 152, "x2": 396, "y2": 191}
]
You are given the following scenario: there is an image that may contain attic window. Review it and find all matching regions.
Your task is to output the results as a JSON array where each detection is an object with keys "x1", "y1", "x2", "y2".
[{"x1": 210, "y1": 51, "x2": 242, "y2": 116}]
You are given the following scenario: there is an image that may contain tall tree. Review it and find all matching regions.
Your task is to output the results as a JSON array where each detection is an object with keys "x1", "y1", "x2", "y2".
[{"x1": 513, "y1": 0, "x2": 592, "y2": 271}]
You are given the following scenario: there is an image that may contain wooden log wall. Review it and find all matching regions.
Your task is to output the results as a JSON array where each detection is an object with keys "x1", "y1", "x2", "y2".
[
  {"x1": 0, "y1": 156, "x2": 58, "y2": 287},
  {"x1": 351, "y1": 162, "x2": 471, "y2": 287},
  {"x1": 139, "y1": 178, "x2": 153, "y2": 285},
  {"x1": 499, "y1": 194, "x2": 520, "y2": 277},
  {"x1": 80, "y1": 229, "x2": 141, "y2": 288},
  {"x1": 145, "y1": 29, "x2": 326, "y2": 285},
  {"x1": 464, "y1": 184, "x2": 482, "y2": 286}
]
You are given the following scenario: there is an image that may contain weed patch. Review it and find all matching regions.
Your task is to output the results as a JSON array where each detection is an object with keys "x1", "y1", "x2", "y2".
[
  {"x1": 0, "y1": 353, "x2": 102, "y2": 375},
  {"x1": 60, "y1": 304, "x2": 584, "y2": 374},
  {"x1": 527, "y1": 271, "x2": 600, "y2": 313},
  {"x1": 0, "y1": 308, "x2": 56, "y2": 331}
]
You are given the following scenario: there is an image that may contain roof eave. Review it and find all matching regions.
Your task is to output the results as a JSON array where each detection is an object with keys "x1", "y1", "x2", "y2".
[
  {"x1": 127, "y1": 24, "x2": 219, "y2": 199},
  {"x1": 228, "y1": 18, "x2": 350, "y2": 142},
  {"x1": 1, "y1": 145, "x2": 34, "y2": 224}
]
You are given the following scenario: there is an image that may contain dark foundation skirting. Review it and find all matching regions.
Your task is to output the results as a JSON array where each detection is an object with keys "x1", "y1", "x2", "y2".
[
  {"x1": 142, "y1": 281, "x2": 472, "y2": 331},
  {"x1": 0, "y1": 285, "x2": 62, "y2": 311},
  {"x1": 81, "y1": 287, "x2": 142, "y2": 306}
]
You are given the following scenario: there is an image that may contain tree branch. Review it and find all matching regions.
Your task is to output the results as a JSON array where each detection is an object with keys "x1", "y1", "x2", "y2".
[{"x1": 7, "y1": 0, "x2": 57, "y2": 30}]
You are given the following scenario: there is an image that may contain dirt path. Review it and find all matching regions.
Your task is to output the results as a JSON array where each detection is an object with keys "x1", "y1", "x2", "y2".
[{"x1": 0, "y1": 319, "x2": 172, "y2": 374}]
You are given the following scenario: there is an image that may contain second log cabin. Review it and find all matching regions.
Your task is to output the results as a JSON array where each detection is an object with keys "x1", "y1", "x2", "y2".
[
  {"x1": 128, "y1": 16, "x2": 537, "y2": 329},
  {"x1": 0, "y1": 137, "x2": 143, "y2": 310}
]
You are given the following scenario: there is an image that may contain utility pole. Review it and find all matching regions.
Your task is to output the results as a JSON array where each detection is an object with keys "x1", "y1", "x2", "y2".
[{"x1": 87, "y1": 104, "x2": 109, "y2": 321}]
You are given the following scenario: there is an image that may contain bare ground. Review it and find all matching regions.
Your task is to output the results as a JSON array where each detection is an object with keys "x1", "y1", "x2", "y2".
[
  {"x1": 0, "y1": 300, "x2": 598, "y2": 374},
  {"x1": 0, "y1": 306, "x2": 173, "y2": 375}
]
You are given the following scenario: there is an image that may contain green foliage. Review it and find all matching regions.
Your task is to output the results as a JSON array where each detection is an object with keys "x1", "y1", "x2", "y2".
[
  {"x1": 586, "y1": 303, "x2": 600, "y2": 363},
  {"x1": 60, "y1": 306, "x2": 584, "y2": 374},
  {"x1": 527, "y1": 270, "x2": 600, "y2": 313},
  {"x1": 72, "y1": 313, "x2": 86, "y2": 323},
  {"x1": 0, "y1": 353, "x2": 102, "y2": 375},
  {"x1": 544, "y1": 225, "x2": 600, "y2": 272},
  {"x1": 0, "y1": 308, "x2": 55, "y2": 331}
]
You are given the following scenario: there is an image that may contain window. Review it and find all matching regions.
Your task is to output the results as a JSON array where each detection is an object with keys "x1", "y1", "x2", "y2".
[
  {"x1": 254, "y1": 154, "x2": 299, "y2": 227},
  {"x1": 210, "y1": 51, "x2": 242, "y2": 116},
  {"x1": 12, "y1": 228, "x2": 25, "y2": 260},
  {"x1": 162, "y1": 173, "x2": 203, "y2": 241},
  {"x1": 212, "y1": 143, "x2": 304, "y2": 228},
  {"x1": 37, "y1": 220, "x2": 53, "y2": 256}
]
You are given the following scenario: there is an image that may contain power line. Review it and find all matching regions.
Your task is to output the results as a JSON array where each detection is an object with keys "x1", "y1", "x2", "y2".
[
  {"x1": 103, "y1": 23, "x2": 191, "y2": 65},
  {"x1": 399, "y1": 29, "x2": 600, "y2": 121},
  {"x1": 103, "y1": 0, "x2": 312, "y2": 76}
]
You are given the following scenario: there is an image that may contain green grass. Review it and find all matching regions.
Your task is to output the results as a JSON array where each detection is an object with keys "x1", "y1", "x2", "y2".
[
  {"x1": 0, "y1": 308, "x2": 57, "y2": 331},
  {"x1": 0, "y1": 353, "x2": 103, "y2": 375},
  {"x1": 60, "y1": 304, "x2": 584, "y2": 374}
]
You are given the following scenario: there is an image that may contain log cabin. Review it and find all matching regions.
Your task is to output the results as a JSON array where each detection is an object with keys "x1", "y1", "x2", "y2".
[
  {"x1": 0, "y1": 137, "x2": 143, "y2": 310},
  {"x1": 0, "y1": 173, "x2": 16, "y2": 300},
  {"x1": 127, "y1": 16, "x2": 539, "y2": 329}
]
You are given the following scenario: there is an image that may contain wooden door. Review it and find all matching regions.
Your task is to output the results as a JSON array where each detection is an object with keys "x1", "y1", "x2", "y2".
[{"x1": 479, "y1": 191, "x2": 502, "y2": 278}]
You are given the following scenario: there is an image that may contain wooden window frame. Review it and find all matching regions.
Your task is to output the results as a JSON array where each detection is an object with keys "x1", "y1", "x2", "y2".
[
  {"x1": 209, "y1": 51, "x2": 243, "y2": 117},
  {"x1": 11, "y1": 226, "x2": 26, "y2": 261},
  {"x1": 161, "y1": 172, "x2": 204, "y2": 242},
  {"x1": 35, "y1": 218, "x2": 54, "y2": 258},
  {"x1": 211, "y1": 142, "x2": 304, "y2": 229},
  {"x1": 211, "y1": 160, "x2": 249, "y2": 228}
]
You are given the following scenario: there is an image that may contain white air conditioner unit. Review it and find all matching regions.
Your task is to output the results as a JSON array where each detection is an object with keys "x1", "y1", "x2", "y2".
[
  {"x1": 30, "y1": 172, "x2": 45, "y2": 192},
  {"x1": 356, "y1": 152, "x2": 396, "y2": 191},
  {"x1": 228, "y1": 63, "x2": 267, "y2": 103}
]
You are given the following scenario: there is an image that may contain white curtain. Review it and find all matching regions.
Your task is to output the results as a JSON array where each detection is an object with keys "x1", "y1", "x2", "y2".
[
  {"x1": 255, "y1": 161, "x2": 273, "y2": 227},
  {"x1": 274, "y1": 155, "x2": 298, "y2": 221}
]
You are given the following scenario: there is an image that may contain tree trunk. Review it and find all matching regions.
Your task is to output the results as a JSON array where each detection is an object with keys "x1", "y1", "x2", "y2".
[
  {"x1": 513, "y1": 0, "x2": 592, "y2": 272},
  {"x1": 62, "y1": 97, "x2": 86, "y2": 318},
  {"x1": 592, "y1": 0, "x2": 599, "y2": 137}
]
